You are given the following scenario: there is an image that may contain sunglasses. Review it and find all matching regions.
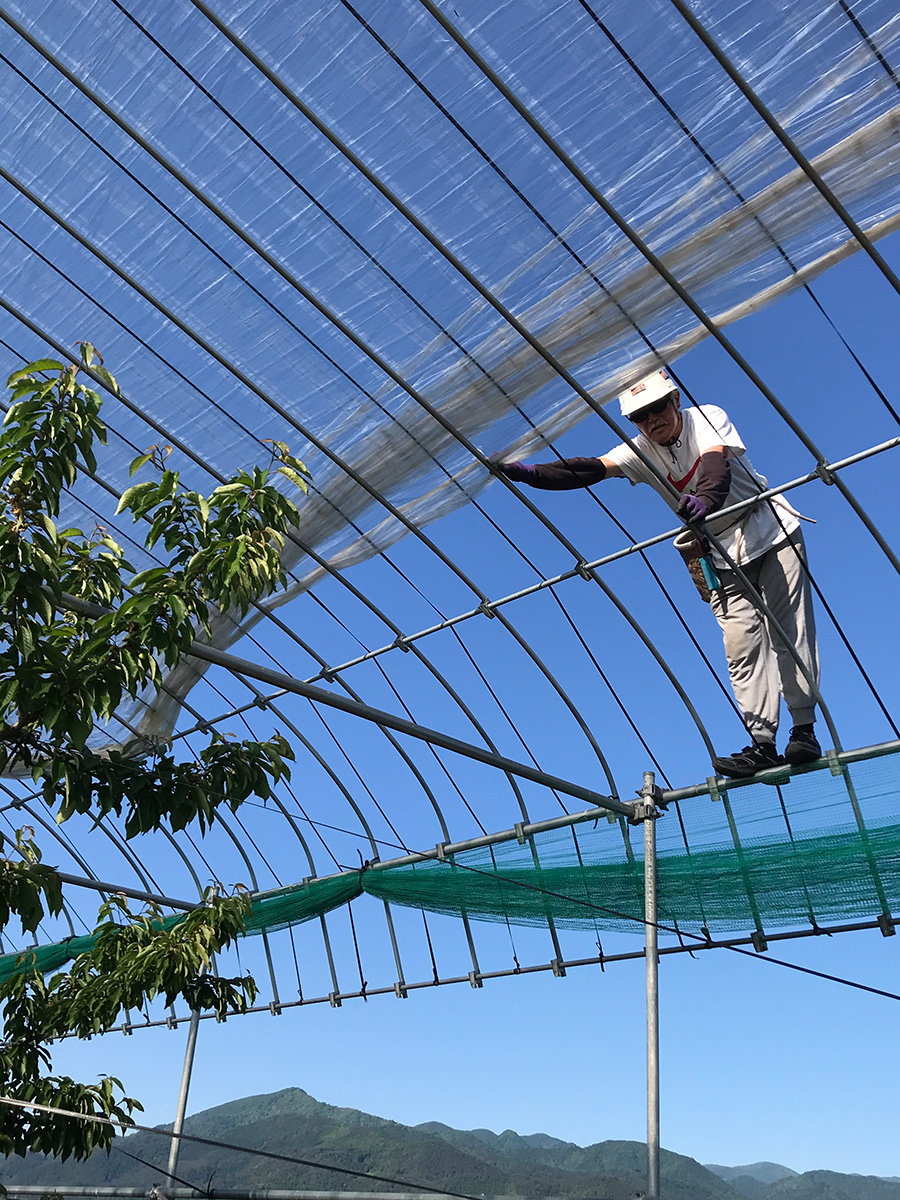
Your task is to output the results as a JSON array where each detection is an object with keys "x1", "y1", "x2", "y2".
[{"x1": 628, "y1": 395, "x2": 673, "y2": 425}]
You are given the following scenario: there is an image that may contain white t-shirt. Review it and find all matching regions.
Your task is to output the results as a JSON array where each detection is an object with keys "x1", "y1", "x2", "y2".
[{"x1": 604, "y1": 405, "x2": 798, "y2": 568}]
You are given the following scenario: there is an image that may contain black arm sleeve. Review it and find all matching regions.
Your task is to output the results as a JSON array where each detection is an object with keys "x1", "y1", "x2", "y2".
[
  {"x1": 527, "y1": 457, "x2": 607, "y2": 490},
  {"x1": 692, "y1": 451, "x2": 731, "y2": 512}
]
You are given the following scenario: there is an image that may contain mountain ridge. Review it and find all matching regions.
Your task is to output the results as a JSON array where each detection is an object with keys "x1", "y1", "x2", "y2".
[{"x1": 0, "y1": 1087, "x2": 895, "y2": 1200}]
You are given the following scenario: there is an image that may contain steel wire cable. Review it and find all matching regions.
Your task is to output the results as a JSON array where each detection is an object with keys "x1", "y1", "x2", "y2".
[
  {"x1": 0, "y1": 1097, "x2": 483, "y2": 1200},
  {"x1": 382, "y1": 0, "x2": 900, "y2": 761},
  {"x1": 0, "y1": 159, "x2": 638, "y2": 810},
  {"x1": 0, "y1": 350, "x2": 428, "y2": 984},
  {"x1": 684, "y1": 393, "x2": 900, "y2": 739},
  {"x1": 165, "y1": 0, "x2": 864, "y2": 759},
  {"x1": 665, "y1": 0, "x2": 900, "y2": 297},
  {"x1": 0, "y1": 360, "x2": 400, "y2": 882},
  {"x1": 3, "y1": 805, "x2": 899, "y2": 1025},
  {"x1": 5, "y1": 2, "x2": 897, "y2": 777},
  {"x1": 111, "y1": 1142, "x2": 198, "y2": 1192},
  {"x1": 0, "y1": 303, "x2": 552, "y2": 861},
  {"x1": 563, "y1": 0, "x2": 900, "y2": 738},
  {"x1": 426, "y1": 848, "x2": 900, "y2": 1001},
  {"x1": 837, "y1": 0, "x2": 900, "y2": 91},
  {"x1": 308, "y1": 0, "x2": 830, "y2": 745}
]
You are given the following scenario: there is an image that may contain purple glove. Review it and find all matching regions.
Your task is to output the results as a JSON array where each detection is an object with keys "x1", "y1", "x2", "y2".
[
  {"x1": 498, "y1": 460, "x2": 537, "y2": 483},
  {"x1": 677, "y1": 493, "x2": 710, "y2": 522}
]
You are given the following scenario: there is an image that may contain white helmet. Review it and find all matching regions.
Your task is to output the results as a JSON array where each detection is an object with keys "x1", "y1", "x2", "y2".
[{"x1": 618, "y1": 368, "x2": 678, "y2": 418}]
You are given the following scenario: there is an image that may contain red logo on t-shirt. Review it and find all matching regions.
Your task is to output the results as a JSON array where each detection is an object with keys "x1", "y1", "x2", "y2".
[{"x1": 667, "y1": 458, "x2": 700, "y2": 493}]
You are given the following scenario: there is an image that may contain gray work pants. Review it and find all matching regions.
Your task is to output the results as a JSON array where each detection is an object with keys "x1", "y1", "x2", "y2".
[{"x1": 709, "y1": 531, "x2": 819, "y2": 742}]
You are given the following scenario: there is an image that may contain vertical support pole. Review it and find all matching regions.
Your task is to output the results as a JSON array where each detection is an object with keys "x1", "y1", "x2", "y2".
[
  {"x1": 642, "y1": 770, "x2": 661, "y2": 1200},
  {"x1": 166, "y1": 1007, "x2": 200, "y2": 1184}
]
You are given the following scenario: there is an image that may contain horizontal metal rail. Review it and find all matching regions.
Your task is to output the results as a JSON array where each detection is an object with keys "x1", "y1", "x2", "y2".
[
  {"x1": 294, "y1": 434, "x2": 900, "y2": 683},
  {"x1": 56, "y1": 594, "x2": 633, "y2": 820},
  {"x1": 250, "y1": 736, "x2": 900, "y2": 886},
  {"x1": 660, "y1": 738, "x2": 900, "y2": 802},
  {"x1": 2, "y1": 1192, "x2": 464, "y2": 1200},
  {"x1": 54, "y1": 872, "x2": 198, "y2": 911},
  {"x1": 53, "y1": 911, "x2": 899, "y2": 1038},
  {"x1": 166, "y1": 433, "x2": 900, "y2": 740}
]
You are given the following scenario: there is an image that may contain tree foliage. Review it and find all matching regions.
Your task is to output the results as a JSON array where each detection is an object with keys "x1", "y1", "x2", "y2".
[{"x1": 0, "y1": 347, "x2": 311, "y2": 1161}]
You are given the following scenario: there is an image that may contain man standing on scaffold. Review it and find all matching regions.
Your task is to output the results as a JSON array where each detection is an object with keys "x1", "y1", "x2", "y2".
[{"x1": 498, "y1": 368, "x2": 822, "y2": 779}]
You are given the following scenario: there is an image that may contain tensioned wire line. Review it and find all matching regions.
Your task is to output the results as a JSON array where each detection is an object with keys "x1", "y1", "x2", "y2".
[
  {"x1": 0, "y1": 1097, "x2": 482, "y2": 1200},
  {"x1": 5, "y1": 9, "x2": 897, "y2": 931},
  {"x1": 7, "y1": 799, "x2": 900, "y2": 1004},
  {"x1": 837, "y1": 0, "x2": 900, "y2": 92},
  {"x1": 111, "y1": 1142, "x2": 197, "y2": 1193},
  {"x1": 0, "y1": 341, "x2": 488, "y2": 988},
  {"x1": 576, "y1": 0, "x2": 900, "y2": 429},
  {"x1": 0, "y1": 336, "x2": 417, "y2": 868},
  {"x1": 0, "y1": 357, "x2": 410, "y2": 993},
  {"x1": 4, "y1": 857, "x2": 898, "y2": 1163},
  {"x1": 665, "y1": 0, "x2": 900, "y2": 297},
  {"x1": 8, "y1": 0, "x2": 897, "y2": 769},
  {"x1": 0, "y1": 303, "x2": 557, "y2": 858},
  {"x1": 0, "y1": 145, "x2": 633, "y2": 809},
  {"x1": 431, "y1": 841, "x2": 900, "y2": 1003},
  {"x1": 330, "y1": 0, "x2": 898, "y2": 754},
  {"x1": 363, "y1": 0, "x2": 900, "y2": 762}
]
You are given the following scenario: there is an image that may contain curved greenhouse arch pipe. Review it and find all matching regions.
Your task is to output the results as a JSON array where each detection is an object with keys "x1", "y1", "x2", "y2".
[
  {"x1": 404, "y1": 0, "x2": 900, "y2": 584},
  {"x1": 0, "y1": 304, "x2": 572, "y2": 845},
  {"x1": 0, "y1": 25, "x2": 725, "y2": 761},
  {"x1": 12, "y1": 18, "x2": 883, "y2": 844},
  {"x1": 6, "y1": 4, "x2": 892, "y2": 761},
  {"x1": 0, "y1": 235, "x2": 623, "y2": 830},
  {"x1": 665, "y1": 0, "x2": 900, "y2": 297},
  {"x1": 0, "y1": 38, "x2": 727, "y2": 785},
  {"x1": 0, "y1": 29, "x2": 750, "y2": 766},
  {"x1": 71, "y1": 2, "x2": 856, "y2": 752},
  {"x1": 0, "y1": 167, "x2": 626, "y2": 800}
]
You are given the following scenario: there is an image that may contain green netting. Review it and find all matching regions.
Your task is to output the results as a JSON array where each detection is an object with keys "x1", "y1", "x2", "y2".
[
  {"x1": 0, "y1": 874, "x2": 363, "y2": 984},
  {"x1": 0, "y1": 911, "x2": 188, "y2": 984},
  {"x1": 364, "y1": 821, "x2": 900, "y2": 934},
  {"x1": 244, "y1": 871, "x2": 364, "y2": 934},
  {"x1": 3, "y1": 748, "x2": 900, "y2": 982}
]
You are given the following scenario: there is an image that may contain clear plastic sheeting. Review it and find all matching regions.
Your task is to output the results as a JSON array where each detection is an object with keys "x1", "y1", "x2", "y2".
[
  {"x1": 1, "y1": 0, "x2": 900, "y2": 743},
  {"x1": 2, "y1": 0, "x2": 900, "y2": 1011}
]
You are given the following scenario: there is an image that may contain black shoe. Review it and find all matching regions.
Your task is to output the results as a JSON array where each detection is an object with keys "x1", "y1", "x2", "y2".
[
  {"x1": 784, "y1": 726, "x2": 822, "y2": 766},
  {"x1": 712, "y1": 743, "x2": 784, "y2": 779}
]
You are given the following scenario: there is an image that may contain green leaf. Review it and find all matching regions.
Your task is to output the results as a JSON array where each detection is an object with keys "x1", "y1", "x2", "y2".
[
  {"x1": 92, "y1": 365, "x2": 120, "y2": 397},
  {"x1": 276, "y1": 465, "x2": 310, "y2": 493},
  {"x1": 128, "y1": 451, "x2": 153, "y2": 477},
  {"x1": 7, "y1": 360, "x2": 62, "y2": 383}
]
